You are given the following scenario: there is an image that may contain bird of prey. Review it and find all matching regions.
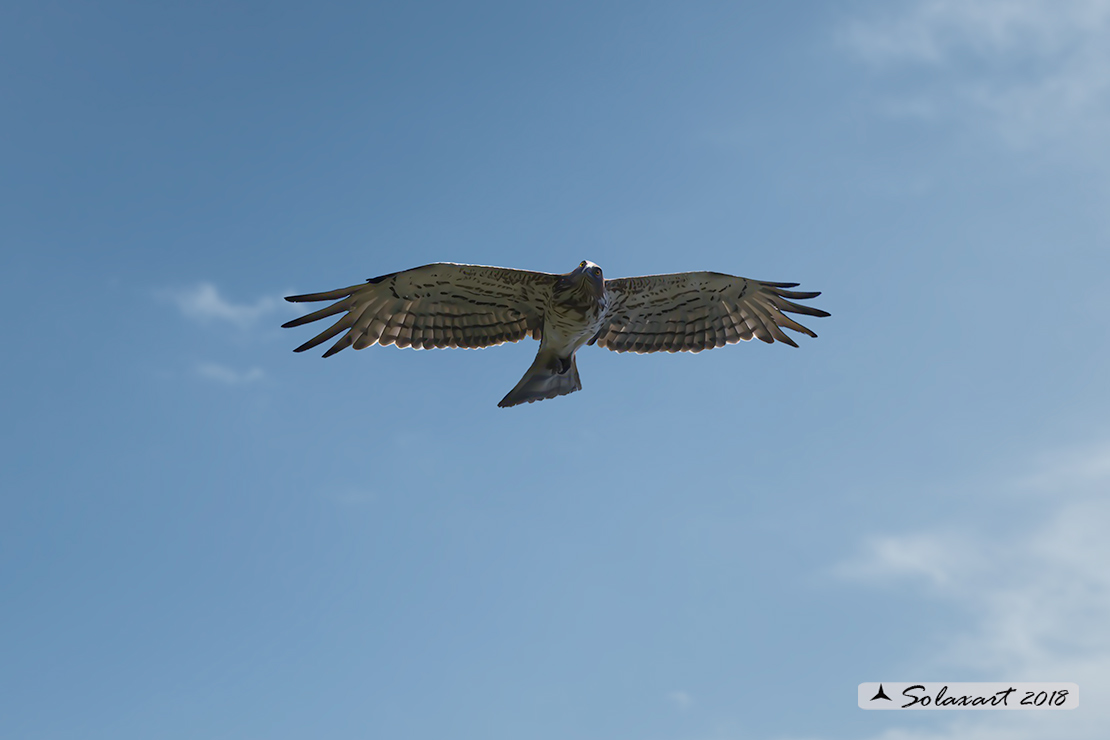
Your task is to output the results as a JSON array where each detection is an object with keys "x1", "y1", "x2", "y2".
[{"x1": 283, "y1": 261, "x2": 829, "y2": 407}]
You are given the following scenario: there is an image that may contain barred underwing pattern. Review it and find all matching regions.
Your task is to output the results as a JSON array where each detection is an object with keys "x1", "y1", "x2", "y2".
[{"x1": 283, "y1": 261, "x2": 829, "y2": 406}]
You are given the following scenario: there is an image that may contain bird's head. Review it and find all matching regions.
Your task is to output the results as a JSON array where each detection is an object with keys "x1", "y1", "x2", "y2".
[
  {"x1": 555, "y1": 260, "x2": 605, "y2": 306},
  {"x1": 575, "y1": 260, "x2": 604, "y2": 289}
]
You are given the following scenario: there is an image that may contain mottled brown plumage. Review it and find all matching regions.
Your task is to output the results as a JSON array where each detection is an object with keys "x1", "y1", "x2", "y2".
[{"x1": 283, "y1": 261, "x2": 829, "y2": 407}]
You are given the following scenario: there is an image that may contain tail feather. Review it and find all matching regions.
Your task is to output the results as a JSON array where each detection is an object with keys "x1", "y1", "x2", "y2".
[{"x1": 498, "y1": 351, "x2": 582, "y2": 408}]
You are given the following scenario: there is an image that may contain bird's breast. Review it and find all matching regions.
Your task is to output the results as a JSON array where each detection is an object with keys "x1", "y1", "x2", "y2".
[{"x1": 543, "y1": 291, "x2": 608, "y2": 352}]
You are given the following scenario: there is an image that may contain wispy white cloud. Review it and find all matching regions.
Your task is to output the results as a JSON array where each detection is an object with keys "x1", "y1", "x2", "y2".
[
  {"x1": 166, "y1": 282, "x2": 281, "y2": 329},
  {"x1": 840, "y1": 0, "x2": 1110, "y2": 152},
  {"x1": 1016, "y1": 440, "x2": 1110, "y2": 494},
  {"x1": 834, "y1": 530, "x2": 983, "y2": 589},
  {"x1": 834, "y1": 439, "x2": 1110, "y2": 739},
  {"x1": 195, "y1": 362, "x2": 265, "y2": 385},
  {"x1": 668, "y1": 690, "x2": 694, "y2": 710},
  {"x1": 842, "y1": 0, "x2": 1110, "y2": 63}
]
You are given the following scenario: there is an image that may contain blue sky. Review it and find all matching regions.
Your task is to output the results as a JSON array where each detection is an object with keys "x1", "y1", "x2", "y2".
[{"x1": 3, "y1": 1, "x2": 1110, "y2": 738}]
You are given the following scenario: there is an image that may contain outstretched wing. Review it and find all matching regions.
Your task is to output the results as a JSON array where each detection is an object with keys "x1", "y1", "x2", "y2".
[
  {"x1": 592, "y1": 272, "x2": 829, "y2": 353},
  {"x1": 283, "y1": 263, "x2": 557, "y2": 356}
]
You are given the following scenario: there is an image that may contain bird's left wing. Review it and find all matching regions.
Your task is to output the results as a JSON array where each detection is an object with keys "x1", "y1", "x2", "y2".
[
  {"x1": 283, "y1": 263, "x2": 557, "y2": 356},
  {"x1": 592, "y1": 272, "x2": 829, "y2": 353}
]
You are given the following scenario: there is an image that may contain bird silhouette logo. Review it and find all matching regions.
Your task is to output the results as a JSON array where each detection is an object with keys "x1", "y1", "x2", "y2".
[{"x1": 871, "y1": 684, "x2": 892, "y2": 701}]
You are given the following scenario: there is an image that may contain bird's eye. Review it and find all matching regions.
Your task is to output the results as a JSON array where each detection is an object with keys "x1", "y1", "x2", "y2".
[
  {"x1": 592, "y1": 267, "x2": 601, "y2": 277},
  {"x1": 580, "y1": 261, "x2": 587, "y2": 268}
]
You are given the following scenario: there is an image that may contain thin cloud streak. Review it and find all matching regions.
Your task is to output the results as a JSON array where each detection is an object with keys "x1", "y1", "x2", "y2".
[
  {"x1": 196, "y1": 362, "x2": 266, "y2": 385},
  {"x1": 1017, "y1": 440, "x2": 1110, "y2": 494},
  {"x1": 167, "y1": 282, "x2": 281, "y2": 329},
  {"x1": 668, "y1": 690, "x2": 693, "y2": 711},
  {"x1": 841, "y1": 0, "x2": 1110, "y2": 63},
  {"x1": 840, "y1": 0, "x2": 1110, "y2": 153}
]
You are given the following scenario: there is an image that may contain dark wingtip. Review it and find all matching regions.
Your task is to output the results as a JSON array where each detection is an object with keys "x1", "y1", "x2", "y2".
[{"x1": 321, "y1": 337, "x2": 352, "y2": 358}]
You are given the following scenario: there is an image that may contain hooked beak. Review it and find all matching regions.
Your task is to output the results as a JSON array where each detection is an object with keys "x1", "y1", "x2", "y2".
[
  {"x1": 579, "y1": 267, "x2": 603, "y2": 296},
  {"x1": 558, "y1": 262, "x2": 604, "y2": 300}
]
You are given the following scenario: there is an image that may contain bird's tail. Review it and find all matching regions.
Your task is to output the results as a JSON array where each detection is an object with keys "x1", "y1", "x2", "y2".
[{"x1": 498, "y1": 351, "x2": 582, "y2": 408}]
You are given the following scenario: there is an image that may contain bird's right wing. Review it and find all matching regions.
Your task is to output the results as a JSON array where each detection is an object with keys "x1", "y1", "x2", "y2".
[
  {"x1": 592, "y1": 272, "x2": 829, "y2": 353},
  {"x1": 283, "y1": 263, "x2": 557, "y2": 356}
]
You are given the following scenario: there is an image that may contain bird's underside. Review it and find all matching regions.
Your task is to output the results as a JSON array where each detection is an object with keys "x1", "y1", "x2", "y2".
[{"x1": 283, "y1": 261, "x2": 830, "y2": 407}]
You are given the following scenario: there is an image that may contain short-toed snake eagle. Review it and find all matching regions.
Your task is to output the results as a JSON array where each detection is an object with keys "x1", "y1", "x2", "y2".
[{"x1": 283, "y1": 261, "x2": 829, "y2": 407}]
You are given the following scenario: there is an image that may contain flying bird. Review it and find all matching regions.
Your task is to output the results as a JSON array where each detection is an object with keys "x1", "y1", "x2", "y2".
[{"x1": 283, "y1": 261, "x2": 829, "y2": 407}]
